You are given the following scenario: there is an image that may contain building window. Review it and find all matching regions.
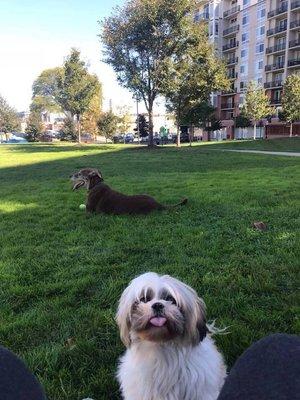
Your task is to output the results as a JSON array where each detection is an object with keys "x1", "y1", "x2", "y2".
[
  {"x1": 242, "y1": 15, "x2": 249, "y2": 25},
  {"x1": 257, "y1": 8, "x2": 265, "y2": 19},
  {"x1": 256, "y1": 26, "x2": 265, "y2": 37},
  {"x1": 257, "y1": 78, "x2": 262, "y2": 85},
  {"x1": 215, "y1": 22, "x2": 219, "y2": 34},
  {"x1": 242, "y1": 32, "x2": 249, "y2": 42},
  {"x1": 256, "y1": 43, "x2": 264, "y2": 53},
  {"x1": 258, "y1": 60, "x2": 263, "y2": 70},
  {"x1": 241, "y1": 49, "x2": 248, "y2": 58},
  {"x1": 240, "y1": 64, "x2": 248, "y2": 75},
  {"x1": 243, "y1": 0, "x2": 249, "y2": 6}
]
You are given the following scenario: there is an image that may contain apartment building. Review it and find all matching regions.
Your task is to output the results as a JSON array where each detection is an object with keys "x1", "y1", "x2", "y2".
[
  {"x1": 194, "y1": 0, "x2": 300, "y2": 138},
  {"x1": 265, "y1": 0, "x2": 300, "y2": 107}
]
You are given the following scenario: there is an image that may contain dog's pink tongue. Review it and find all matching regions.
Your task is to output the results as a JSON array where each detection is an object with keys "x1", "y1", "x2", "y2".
[{"x1": 150, "y1": 317, "x2": 167, "y2": 327}]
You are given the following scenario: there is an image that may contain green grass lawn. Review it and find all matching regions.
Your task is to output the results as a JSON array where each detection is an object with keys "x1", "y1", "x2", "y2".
[{"x1": 0, "y1": 141, "x2": 299, "y2": 400}]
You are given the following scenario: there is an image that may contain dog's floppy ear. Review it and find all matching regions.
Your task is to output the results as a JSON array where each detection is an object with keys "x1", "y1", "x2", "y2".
[
  {"x1": 196, "y1": 299, "x2": 208, "y2": 342},
  {"x1": 116, "y1": 287, "x2": 132, "y2": 348},
  {"x1": 88, "y1": 169, "x2": 103, "y2": 180}
]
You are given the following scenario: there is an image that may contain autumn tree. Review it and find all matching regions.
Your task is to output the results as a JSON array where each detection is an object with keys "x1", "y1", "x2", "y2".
[
  {"x1": 242, "y1": 81, "x2": 273, "y2": 140},
  {"x1": 116, "y1": 106, "x2": 132, "y2": 135},
  {"x1": 81, "y1": 91, "x2": 103, "y2": 139},
  {"x1": 281, "y1": 74, "x2": 300, "y2": 137},
  {"x1": 101, "y1": 0, "x2": 212, "y2": 147}
]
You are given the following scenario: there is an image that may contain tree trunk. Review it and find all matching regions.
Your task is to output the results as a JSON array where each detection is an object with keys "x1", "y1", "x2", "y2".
[
  {"x1": 189, "y1": 125, "x2": 194, "y2": 147},
  {"x1": 290, "y1": 122, "x2": 293, "y2": 137},
  {"x1": 176, "y1": 124, "x2": 181, "y2": 147},
  {"x1": 253, "y1": 123, "x2": 256, "y2": 140},
  {"x1": 77, "y1": 114, "x2": 81, "y2": 143},
  {"x1": 148, "y1": 105, "x2": 154, "y2": 147}
]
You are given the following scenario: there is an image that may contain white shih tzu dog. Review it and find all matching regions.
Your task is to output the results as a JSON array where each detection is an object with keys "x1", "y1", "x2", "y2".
[{"x1": 116, "y1": 272, "x2": 226, "y2": 400}]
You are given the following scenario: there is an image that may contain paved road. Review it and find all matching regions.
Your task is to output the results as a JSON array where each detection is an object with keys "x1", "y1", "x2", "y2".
[{"x1": 217, "y1": 149, "x2": 300, "y2": 157}]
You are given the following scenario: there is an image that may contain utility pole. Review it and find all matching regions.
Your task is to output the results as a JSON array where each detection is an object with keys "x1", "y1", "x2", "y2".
[{"x1": 136, "y1": 97, "x2": 140, "y2": 144}]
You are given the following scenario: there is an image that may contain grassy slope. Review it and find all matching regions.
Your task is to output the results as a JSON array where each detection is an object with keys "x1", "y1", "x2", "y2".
[
  {"x1": 0, "y1": 142, "x2": 299, "y2": 399},
  {"x1": 204, "y1": 137, "x2": 300, "y2": 152}
]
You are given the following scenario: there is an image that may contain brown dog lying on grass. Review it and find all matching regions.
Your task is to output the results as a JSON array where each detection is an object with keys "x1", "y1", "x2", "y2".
[{"x1": 70, "y1": 168, "x2": 187, "y2": 215}]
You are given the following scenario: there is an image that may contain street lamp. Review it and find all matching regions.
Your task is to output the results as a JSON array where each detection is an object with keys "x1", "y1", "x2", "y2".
[{"x1": 133, "y1": 94, "x2": 140, "y2": 144}]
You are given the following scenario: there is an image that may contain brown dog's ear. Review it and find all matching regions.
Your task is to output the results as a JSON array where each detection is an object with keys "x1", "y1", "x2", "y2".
[{"x1": 88, "y1": 169, "x2": 103, "y2": 180}]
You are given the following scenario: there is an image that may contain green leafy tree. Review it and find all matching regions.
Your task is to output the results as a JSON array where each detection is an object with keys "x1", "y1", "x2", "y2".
[
  {"x1": 57, "y1": 49, "x2": 101, "y2": 142},
  {"x1": 242, "y1": 81, "x2": 273, "y2": 140},
  {"x1": 32, "y1": 50, "x2": 102, "y2": 142},
  {"x1": 235, "y1": 113, "x2": 252, "y2": 128},
  {"x1": 32, "y1": 68, "x2": 64, "y2": 113},
  {"x1": 59, "y1": 118, "x2": 77, "y2": 141},
  {"x1": 134, "y1": 114, "x2": 149, "y2": 138},
  {"x1": 281, "y1": 74, "x2": 300, "y2": 137},
  {"x1": 97, "y1": 111, "x2": 119, "y2": 142},
  {"x1": 162, "y1": 22, "x2": 229, "y2": 146},
  {"x1": 0, "y1": 95, "x2": 20, "y2": 139},
  {"x1": 101, "y1": 0, "x2": 212, "y2": 147},
  {"x1": 25, "y1": 112, "x2": 44, "y2": 142}
]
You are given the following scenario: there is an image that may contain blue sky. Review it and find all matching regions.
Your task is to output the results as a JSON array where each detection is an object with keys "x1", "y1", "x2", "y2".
[{"x1": 0, "y1": 0, "x2": 149, "y2": 112}]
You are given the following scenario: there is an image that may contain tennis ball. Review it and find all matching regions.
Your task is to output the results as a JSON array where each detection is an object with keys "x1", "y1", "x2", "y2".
[{"x1": 79, "y1": 204, "x2": 86, "y2": 210}]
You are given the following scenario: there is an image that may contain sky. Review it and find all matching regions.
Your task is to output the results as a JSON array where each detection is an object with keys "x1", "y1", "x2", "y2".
[{"x1": 0, "y1": 0, "x2": 158, "y2": 114}]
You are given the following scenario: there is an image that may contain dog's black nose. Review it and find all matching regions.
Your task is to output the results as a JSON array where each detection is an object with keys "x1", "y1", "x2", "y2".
[{"x1": 152, "y1": 302, "x2": 164, "y2": 312}]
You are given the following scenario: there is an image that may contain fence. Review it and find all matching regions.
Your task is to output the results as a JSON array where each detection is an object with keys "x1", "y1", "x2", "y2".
[{"x1": 234, "y1": 127, "x2": 265, "y2": 139}]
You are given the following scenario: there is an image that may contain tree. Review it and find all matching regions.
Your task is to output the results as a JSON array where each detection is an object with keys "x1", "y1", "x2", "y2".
[
  {"x1": 81, "y1": 91, "x2": 103, "y2": 140},
  {"x1": 162, "y1": 23, "x2": 229, "y2": 146},
  {"x1": 32, "y1": 68, "x2": 64, "y2": 113},
  {"x1": 25, "y1": 112, "x2": 44, "y2": 142},
  {"x1": 97, "y1": 111, "x2": 119, "y2": 142},
  {"x1": 0, "y1": 95, "x2": 20, "y2": 138},
  {"x1": 59, "y1": 117, "x2": 77, "y2": 141},
  {"x1": 116, "y1": 106, "x2": 132, "y2": 136},
  {"x1": 242, "y1": 81, "x2": 273, "y2": 140},
  {"x1": 101, "y1": 0, "x2": 209, "y2": 147},
  {"x1": 32, "y1": 49, "x2": 102, "y2": 142},
  {"x1": 281, "y1": 74, "x2": 300, "y2": 137},
  {"x1": 57, "y1": 49, "x2": 101, "y2": 143},
  {"x1": 134, "y1": 114, "x2": 149, "y2": 138},
  {"x1": 235, "y1": 113, "x2": 252, "y2": 128}
]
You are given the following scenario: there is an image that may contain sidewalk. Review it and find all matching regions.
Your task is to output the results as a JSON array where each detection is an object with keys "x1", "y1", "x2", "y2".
[{"x1": 215, "y1": 149, "x2": 300, "y2": 157}]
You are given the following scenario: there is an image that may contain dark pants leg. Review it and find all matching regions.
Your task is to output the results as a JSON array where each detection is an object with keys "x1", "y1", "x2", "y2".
[
  {"x1": 218, "y1": 333, "x2": 300, "y2": 400},
  {"x1": 0, "y1": 346, "x2": 46, "y2": 400}
]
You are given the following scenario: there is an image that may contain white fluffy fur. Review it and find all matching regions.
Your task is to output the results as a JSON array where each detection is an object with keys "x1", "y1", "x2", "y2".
[{"x1": 116, "y1": 272, "x2": 226, "y2": 400}]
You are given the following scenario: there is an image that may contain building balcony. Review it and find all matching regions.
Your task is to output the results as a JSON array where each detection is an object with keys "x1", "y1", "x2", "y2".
[
  {"x1": 223, "y1": 41, "x2": 239, "y2": 52},
  {"x1": 291, "y1": 1, "x2": 300, "y2": 11},
  {"x1": 264, "y1": 80, "x2": 283, "y2": 89},
  {"x1": 266, "y1": 42, "x2": 286, "y2": 54},
  {"x1": 223, "y1": 5, "x2": 240, "y2": 19},
  {"x1": 221, "y1": 89, "x2": 236, "y2": 96},
  {"x1": 290, "y1": 20, "x2": 300, "y2": 30},
  {"x1": 227, "y1": 56, "x2": 238, "y2": 65},
  {"x1": 194, "y1": 12, "x2": 209, "y2": 22},
  {"x1": 289, "y1": 39, "x2": 300, "y2": 49},
  {"x1": 288, "y1": 59, "x2": 300, "y2": 67},
  {"x1": 267, "y1": 2, "x2": 288, "y2": 19},
  {"x1": 227, "y1": 71, "x2": 238, "y2": 79},
  {"x1": 265, "y1": 62, "x2": 285, "y2": 72},
  {"x1": 221, "y1": 103, "x2": 235, "y2": 110},
  {"x1": 267, "y1": 24, "x2": 287, "y2": 36},
  {"x1": 223, "y1": 25, "x2": 239, "y2": 37},
  {"x1": 270, "y1": 98, "x2": 282, "y2": 105}
]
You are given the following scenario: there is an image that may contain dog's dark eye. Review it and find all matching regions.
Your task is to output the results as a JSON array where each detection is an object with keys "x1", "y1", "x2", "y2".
[
  {"x1": 140, "y1": 296, "x2": 150, "y2": 303},
  {"x1": 165, "y1": 295, "x2": 176, "y2": 305}
]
